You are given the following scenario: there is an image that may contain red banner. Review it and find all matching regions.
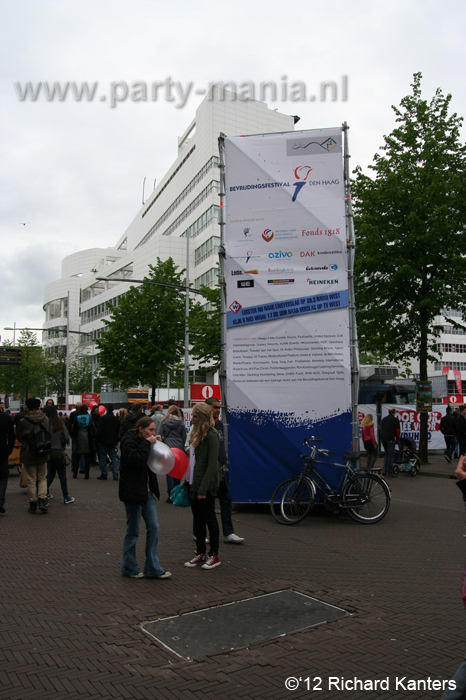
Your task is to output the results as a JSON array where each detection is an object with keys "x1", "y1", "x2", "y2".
[
  {"x1": 190, "y1": 384, "x2": 221, "y2": 404},
  {"x1": 453, "y1": 369, "x2": 463, "y2": 395},
  {"x1": 442, "y1": 365, "x2": 450, "y2": 376}
]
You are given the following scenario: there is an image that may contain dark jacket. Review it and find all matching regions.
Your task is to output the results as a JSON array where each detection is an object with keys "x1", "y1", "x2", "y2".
[
  {"x1": 191, "y1": 427, "x2": 221, "y2": 497},
  {"x1": 71, "y1": 414, "x2": 94, "y2": 455},
  {"x1": 214, "y1": 419, "x2": 227, "y2": 467},
  {"x1": 17, "y1": 411, "x2": 51, "y2": 465},
  {"x1": 97, "y1": 412, "x2": 120, "y2": 447},
  {"x1": 118, "y1": 410, "x2": 143, "y2": 442},
  {"x1": 440, "y1": 413, "x2": 457, "y2": 436},
  {"x1": 457, "y1": 413, "x2": 466, "y2": 441},
  {"x1": 380, "y1": 413, "x2": 400, "y2": 442},
  {"x1": 159, "y1": 416, "x2": 186, "y2": 450},
  {"x1": 119, "y1": 430, "x2": 160, "y2": 505},
  {"x1": 0, "y1": 412, "x2": 15, "y2": 459}
]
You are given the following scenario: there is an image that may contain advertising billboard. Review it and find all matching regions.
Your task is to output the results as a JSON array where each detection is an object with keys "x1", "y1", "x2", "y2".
[{"x1": 223, "y1": 128, "x2": 352, "y2": 501}]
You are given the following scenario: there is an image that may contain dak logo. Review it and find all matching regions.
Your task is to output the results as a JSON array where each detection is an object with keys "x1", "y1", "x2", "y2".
[
  {"x1": 262, "y1": 229, "x2": 274, "y2": 242},
  {"x1": 292, "y1": 165, "x2": 312, "y2": 202},
  {"x1": 229, "y1": 300, "x2": 242, "y2": 314}
]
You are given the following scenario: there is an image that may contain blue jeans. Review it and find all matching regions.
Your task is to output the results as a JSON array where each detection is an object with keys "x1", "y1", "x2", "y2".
[
  {"x1": 218, "y1": 470, "x2": 234, "y2": 536},
  {"x1": 442, "y1": 655, "x2": 466, "y2": 699},
  {"x1": 382, "y1": 440, "x2": 395, "y2": 474},
  {"x1": 99, "y1": 445, "x2": 119, "y2": 478},
  {"x1": 121, "y1": 493, "x2": 165, "y2": 577},
  {"x1": 0, "y1": 457, "x2": 9, "y2": 505}
]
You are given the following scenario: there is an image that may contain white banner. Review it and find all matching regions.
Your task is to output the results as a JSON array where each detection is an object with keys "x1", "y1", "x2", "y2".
[
  {"x1": 381, "y1": 404, "x2": 446, "y2": 451},
  {"x1": 224, "y1": 128, "x2": 352, "y2": 501}
]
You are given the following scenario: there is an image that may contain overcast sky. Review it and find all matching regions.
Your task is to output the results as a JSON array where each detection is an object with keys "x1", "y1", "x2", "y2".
[{"x1": 1, "y1": 0, "x2": 465, "y2": 343}]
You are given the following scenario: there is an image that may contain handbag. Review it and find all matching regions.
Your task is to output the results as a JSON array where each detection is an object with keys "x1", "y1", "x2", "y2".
[
  {"x1": 171, "y1": 483, "x2": 191, "y2": 507},
  {"x1": 63, "y1": 451, "x2": 71, "y2": 467}
]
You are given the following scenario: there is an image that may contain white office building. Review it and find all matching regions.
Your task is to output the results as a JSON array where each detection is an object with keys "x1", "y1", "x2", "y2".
[{"x1": 43, "y1": 90, "x2": 295, "y2": 393}]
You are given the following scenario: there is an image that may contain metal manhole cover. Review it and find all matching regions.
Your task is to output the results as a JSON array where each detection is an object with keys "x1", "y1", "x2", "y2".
[{"x1": 142, "y1": 590, "x2": 347, "y2": 659}]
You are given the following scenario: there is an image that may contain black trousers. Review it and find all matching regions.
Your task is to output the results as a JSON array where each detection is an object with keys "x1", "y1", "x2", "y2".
[{"x1": 190, "y1": 492, "x2": 219, "y2": 556}]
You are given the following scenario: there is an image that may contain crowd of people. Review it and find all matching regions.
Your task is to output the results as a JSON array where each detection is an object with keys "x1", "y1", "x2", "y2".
[{"x1": 0, "y1": 397, "x2": 244, "y2": 576}]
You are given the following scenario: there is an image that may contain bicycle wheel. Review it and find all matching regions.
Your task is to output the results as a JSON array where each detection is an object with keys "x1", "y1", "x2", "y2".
[
  {"x1": 270, "y1": 478, "x2": 314, "y2": 525},
  {"x1": 341, "y1": 473, "x2": 390, "y2": 524}
]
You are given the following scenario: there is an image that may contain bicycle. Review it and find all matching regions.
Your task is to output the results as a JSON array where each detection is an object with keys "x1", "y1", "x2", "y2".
[{"x1": 270, "y1": 436, "x2": 391, "y2": 525}]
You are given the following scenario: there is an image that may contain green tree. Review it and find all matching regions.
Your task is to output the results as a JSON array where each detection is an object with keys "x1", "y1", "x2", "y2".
[
  {"x1": 0, "y1": 331, "x2": 46, "y2": 401},
  {"x1": 189, "y1": 284, "x2": 221, "y2": 370},
  {"x1": 96, "y1": 258, "x2": 186, "y2": 402},
  {"x1": 353, "y1": 73, "x2": 466, "y2": 461}
]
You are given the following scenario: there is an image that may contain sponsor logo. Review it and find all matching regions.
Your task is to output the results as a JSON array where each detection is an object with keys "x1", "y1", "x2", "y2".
[
  {"x1": 268, "y1": 267, "x2": 293, "y2": 273},
  {"x1": 306, "y1": 263, "x2": 339, "y2": 271},
  {"x1": 268, "y1": 251, "x2": 293, "y2": 259},
  {"x1": 237, "y1": 280, "x2": 254, "y2": 289},
  {"x1": 292, "y1": 165, "x2": 312, "y2": 202},
  {"x1": 267, "y1": 279, "x2": 295, "y2": 285},
  {"x1": 229, "y1": 300, "x2": 242, "y2": 314},
  {"x1": 318, "y1": 250, "x2": 338, "y2": 255},
  {"x1": 300, "y1": 251, "x2": 315, "y2": 257},
  {"x1": 262, "y1": 227, "x2": 298, "y2": 241},
  {"x1": 286, "y1": 135, "x2": 342, "y2": 156},
  {"x1": 231, "y1": 268, "x2": 259, "y2": 276},
  {"x1": 302, "y1": 228, "x2": 340, "y2": 236},
  {"x1": 307, "y1": 279, "x2": 339, "y2": 285},
  {"x1": 242, "y1": 227, "x2": 252, "y2": 238},
  {"x1": 242, "y1": 250, "x2": 260, "y2": 263}
]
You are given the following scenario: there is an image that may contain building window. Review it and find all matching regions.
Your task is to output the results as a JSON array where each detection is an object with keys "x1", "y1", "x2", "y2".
[
  {"x1": 195, "y1": 267, "x2": 218, "y2": 288},
  {"x1": 195, "y1": 236, "x2": 220, "y2": 265}
]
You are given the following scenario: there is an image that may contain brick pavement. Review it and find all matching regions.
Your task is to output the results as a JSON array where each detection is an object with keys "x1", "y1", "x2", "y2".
[{"x1": 0, "y1": 466, "x2": 465, "y2": 700}]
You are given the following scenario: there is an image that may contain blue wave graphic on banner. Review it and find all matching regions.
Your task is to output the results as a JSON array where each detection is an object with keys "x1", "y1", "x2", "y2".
[{"x1": 227, "y1": 409, "x2": 352, "y2": 503}]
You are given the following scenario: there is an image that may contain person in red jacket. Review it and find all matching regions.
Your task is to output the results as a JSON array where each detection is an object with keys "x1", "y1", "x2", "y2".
[{"x1": 361, "y1": 413, "x2": 378, "y2": 470}]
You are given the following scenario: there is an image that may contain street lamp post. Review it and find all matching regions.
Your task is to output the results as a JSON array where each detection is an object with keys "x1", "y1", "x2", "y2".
[{"x1": 96, "y1": 274, "x2": 203, "y2": 407}]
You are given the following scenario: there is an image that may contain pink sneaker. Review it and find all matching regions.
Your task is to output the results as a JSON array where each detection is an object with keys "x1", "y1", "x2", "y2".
[
  {"x1": 201, "y1": 554, "x2": 221, "y2": 570},
  {"x1": 184, "y1": 553, "x2": 206, "y2": 567}
]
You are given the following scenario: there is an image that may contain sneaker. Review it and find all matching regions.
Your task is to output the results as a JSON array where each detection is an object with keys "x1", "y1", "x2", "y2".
[
  {"x1": 64, "y1": 496, "x2": 75, "y2": 504},
  {"x1": 46, "y1": 493, "x2": 53, "y2": 499},
  {"x1": 127, "y1": 572, "x2": 144, "y2": 578},
  {"x1": 157, "y1": 571, "x2": 172, "y2": 579},
  {"x1": 201, "y1": 554, "x2": 221, "y2": 570},
  {"x1": 444, "y1": 454, "x2": 452, "y2": 463},
  {"x1": 224, "y1": 533, "x2": 245, "y2": 544},
  {"x1": 38, "y1": 498, "x2": 49, "y2": 513},
  {"x1": 28, "y1": 501, "x2": 38, "y2": 514},
  {"x1": 184, "y1": 553, "x2": 206, "y2": 567}
]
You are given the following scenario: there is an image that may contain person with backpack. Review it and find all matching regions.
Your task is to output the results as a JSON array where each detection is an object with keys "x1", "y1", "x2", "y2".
[
  {"x1": 16, "y1": 398, "x2": 52, "y2": 514},
  {"x1": 44, "y1": 404, "x2": 74, "y2": 504},
  {"x1": 71, "y1": 405, "x2": 93, "y2": 479}
]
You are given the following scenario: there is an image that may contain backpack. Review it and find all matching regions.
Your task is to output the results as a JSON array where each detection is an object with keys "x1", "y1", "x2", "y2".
[{"x1": 28, "y1": 422, "x2": 52, "y2": 457}]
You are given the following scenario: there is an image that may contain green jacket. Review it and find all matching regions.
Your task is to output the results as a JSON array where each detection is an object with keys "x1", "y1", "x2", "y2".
[{"x1": 191, "y1": 428, "x2": 221, "y2": 497}]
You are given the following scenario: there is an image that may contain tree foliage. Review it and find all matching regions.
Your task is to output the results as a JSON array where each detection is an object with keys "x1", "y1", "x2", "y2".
[
  {"x1": 96, "y1": 259, "x2": 186, "y2": 398},
  {"x1": 353, "y1": 73, "x2": 466, "y2": 374},
  {"x1": 353, "y1": 73, "x2": 466, "y2": 458}
]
